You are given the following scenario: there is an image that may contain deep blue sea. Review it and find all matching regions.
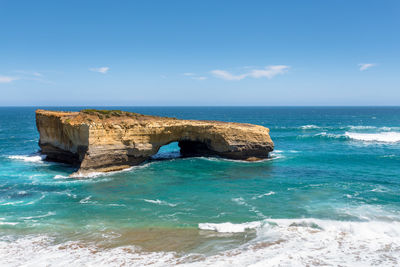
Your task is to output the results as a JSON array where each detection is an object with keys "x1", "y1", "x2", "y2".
[{"x1": 1, "y1": 107, "x2": 400, "y2": 266}]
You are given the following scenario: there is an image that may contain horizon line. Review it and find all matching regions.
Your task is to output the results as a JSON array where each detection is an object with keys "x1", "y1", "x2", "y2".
[{"x1": 1, "y1": 105, "x2": 400, "y2": 108}]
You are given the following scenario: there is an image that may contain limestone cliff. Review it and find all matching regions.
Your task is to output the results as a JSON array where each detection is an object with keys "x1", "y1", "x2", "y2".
[{"x1": 36, "y1": 109, "x2": 274, "y2": 176}]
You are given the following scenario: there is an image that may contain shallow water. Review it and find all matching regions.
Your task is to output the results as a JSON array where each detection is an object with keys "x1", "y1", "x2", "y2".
[{"x1": 1, "y1": 107, "x2": 400, "y2": 266}]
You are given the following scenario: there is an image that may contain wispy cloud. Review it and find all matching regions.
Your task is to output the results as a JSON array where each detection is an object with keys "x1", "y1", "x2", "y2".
[
  {"x1": 211, "y1": 65, "x2": 290, "y2": 81},
  {"x1": 211, "y1": 70, "x2": 247, "y2": 81},
  {"x1": 14, "y1": 70, "x2": 43, "y2": 77},
  {"x1": 89, "y1": 67, "x2": 109, "y2": 74},
  {"x1": 0, "y1": 75, "x2": 19, "y2": 83},
  {"x1": 359, "y1": 63, "x2": 376, "y2": 71},
  {"x1": 0, "y1": 70, "x2": 53, "y2": 84}
]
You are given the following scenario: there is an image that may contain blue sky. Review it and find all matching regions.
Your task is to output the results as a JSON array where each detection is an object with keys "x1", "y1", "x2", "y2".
[{"x1": 0, "y1": 0, "x2": 399, "y2": 106}]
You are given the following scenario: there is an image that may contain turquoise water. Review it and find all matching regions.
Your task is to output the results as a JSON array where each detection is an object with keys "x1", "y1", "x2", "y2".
[{"x1": 1, "y1": 107, "x2": 400, "y2": 266}]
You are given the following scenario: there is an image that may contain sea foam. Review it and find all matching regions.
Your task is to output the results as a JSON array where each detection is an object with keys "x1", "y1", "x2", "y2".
[
  {"x1": 0, "y1": 235, "x2": 179, "y2": 267},
  {"x1": 0, "y1": 220, "x2": 399, "y2": 266},
  {"x1": 345, "y1": 131, "x2": 400, "y2": 143},
  {"x1": 67, "y1": 162, "x2": 153, "y2": 179},
  {"x1": 194, "y1": 218, "x2": 400, "y2": 266},
  {"x1": 143, "y1": 199, "x2": 178, "y2": 207},
  {"x1": 8, "y1": 154, "x2": 46, "y2": 163},
  {"x1": 199, "y1": 221, "x2": 262, "y2": 233},
  {"x1": 300, "y1": 125, "x2": 320, "y2": 130}
]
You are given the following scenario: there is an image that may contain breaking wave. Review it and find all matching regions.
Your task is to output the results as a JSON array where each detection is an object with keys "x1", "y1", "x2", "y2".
[
  {"x1": 199, "y1": 221, "x2": 262, "y2": 233},
  {"x1": 345, "y1": 131, "x2": 400, "y2": 143},
  {"x1": 60, "y1": 162, "x2": 154, "y2": 179},
  {"x1": 193, "y1": 218, "x2": 400, "y2": 266},
  {"x1": 300, "y1": 125, "x2": 320, "y2": 130},
  {"x1": 297, "y1": 131, "x2": 400, "y2": 144},
  {"x1": 1, "y1": 218, "x2": 398, "y2": 266},
  {"x1": 7, "y1": 154, "x2": 46, "y2": 163}
]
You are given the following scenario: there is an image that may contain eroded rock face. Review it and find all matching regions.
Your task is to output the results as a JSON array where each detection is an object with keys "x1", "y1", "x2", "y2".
[{"x1": 36, "y1": 109, "x2": 274, "y2": 176}]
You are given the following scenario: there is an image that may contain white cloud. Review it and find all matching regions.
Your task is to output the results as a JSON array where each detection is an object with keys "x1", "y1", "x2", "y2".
[
  {"x1": 0, "y1": 75, "x2": 18, "y2": 83},
  {"x1": 14, "y1": 70, "x2": 43, "y2": 77},
  {"x1": 211, "y1": 70, "x2": 247, "y2": 80},
  {"x1": 248, "y1": 65, "x2": 289, "y2": 79},
  {"x1": 0, "y1": 71, "x2": 52, "y2": 84},
  {"x1": 89, "y1": 67, "x2": 109, "y2": 74},
  {"x1": 211, "y1": 65, "x2": 290, "y2": 81},
  {"x1": 359, "y1": 63, "x2": 376, "y2": 71}
]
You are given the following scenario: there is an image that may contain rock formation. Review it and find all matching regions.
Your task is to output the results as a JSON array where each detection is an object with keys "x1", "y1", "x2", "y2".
[{"x1": 36, "y1": 109, "x2": 274, "y2": 176}]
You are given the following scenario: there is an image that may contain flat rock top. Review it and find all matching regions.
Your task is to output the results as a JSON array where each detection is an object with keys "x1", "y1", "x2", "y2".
[{"x1": 35, "y1": 109, "x2": 260, "y2": 128}]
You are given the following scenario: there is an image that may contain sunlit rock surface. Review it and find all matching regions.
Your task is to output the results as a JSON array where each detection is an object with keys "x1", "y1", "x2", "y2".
[{"x1": 36, "y1": 109, "x2": 274, "y2": 176}]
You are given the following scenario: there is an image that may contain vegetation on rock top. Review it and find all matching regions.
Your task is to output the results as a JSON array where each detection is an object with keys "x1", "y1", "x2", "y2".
[{"x1": 81, "y1": 109, "x2": 143, "y2": 118}]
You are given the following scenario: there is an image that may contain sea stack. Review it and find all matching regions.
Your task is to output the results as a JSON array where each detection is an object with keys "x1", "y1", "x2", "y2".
[{"x1": 35, "y1": 109, "x2": 274, "y2": 176}]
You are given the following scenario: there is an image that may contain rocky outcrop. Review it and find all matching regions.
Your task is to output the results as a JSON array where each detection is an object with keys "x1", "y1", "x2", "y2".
[{"x1": 36, "y1": 109, "x2": 274, "y2": 176}]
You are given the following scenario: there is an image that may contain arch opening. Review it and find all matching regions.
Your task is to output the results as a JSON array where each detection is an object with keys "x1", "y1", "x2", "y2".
[
  {"x1": 150, "y1": 139, "x2": 217, "y2": 161},
  {"x1": 178, "y1": 140, "x2": 216, "y2": 157},
  {"x1": 151, "y1": 141, "x2": 181, "y2": 160}
]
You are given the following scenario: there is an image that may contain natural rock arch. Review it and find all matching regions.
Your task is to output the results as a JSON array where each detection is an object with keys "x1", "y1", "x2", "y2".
[{"x1": 36, "y1": 109, "x2": 274, "y2": 176}]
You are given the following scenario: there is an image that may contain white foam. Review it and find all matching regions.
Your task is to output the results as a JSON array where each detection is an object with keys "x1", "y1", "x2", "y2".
[
  {"x1": 0, "y1": 201, "x2": 23, "y2": 206},
  {"x1": 193, "y1": 218, "x2": 400, "y2": 266},
  {"x1": 199, "y1": 221, "x2": 262, "y2": 233},
  {"x1": 71, "y1": 171, "x2": 115, "y2": 179},
  {"x1": 69, "y1": 162, "x2": 153, "y2": 179},
  {"x1": 348, "y1": 125, "x2": 376, "y2": 130},
  {"x1": 25, "y1": 193, "x2": 46, "y2": 205},
  {"x1": 300, "y1": 125, "x2": 320, "y2": 130},
  {"x1": 252, "y1": 191, "x2": 275, "y2": 199},
  {"x1": 143, "y1": 199, "x2": 177, "y2": 207},
  {"x1": 53, "y1": 175, "x2": 69, "y2": 179},
  {"x1": 0, "y1": 218, "x2": 399, "y2": 266},
  {"x1": 19, "y1": 212, "x2": 56, "y2": 220},
  {"x1": 232, "y1": 197, "x2": 246, "y2": 205},
  {"x1": 345, "y1": 131, "x2": 400, "y2": 143},
  {"x1": 335, "y1": 204, "x2": 400, "y2": 221},
  {"x1": 370, "y1": 185, "x2": 390, "y2": 193},
  {"x1": 79, "y1": 196, "x2": 97, "y2": 204},
  {"x1": 0, "y1": 221, "x2": 19, "y2": 226},
  {"x1": 232, "y1": 197, "x2": 264, "y2": 217},
  {"x1": 380, "y1": 154, "x2": 398, "y2": 158},
  {"x1": 0, "y1": 195, "x2": 46, "y2": 206},
  {"x1": 0, "y1": 235, "x2": 179, "y2": 267},
  {"x1": 8, "y1": 154, "x2": 46, "y2": 163},
  {"x1": 315, "y1": 132, "x2": 343, "y2": 139},
  {"x1": 347, "y1": 126, "x2": 400, "y2": 131}
]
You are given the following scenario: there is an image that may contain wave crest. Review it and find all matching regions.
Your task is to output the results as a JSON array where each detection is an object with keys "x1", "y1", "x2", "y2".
[
  {"x1": 199, "y1": 221, "x2": 262, "y2": 233},
  {"x1": 345, "y1": 131, "x2": 400, "y2": 143},
  {"x1": 8, "y1": 154, "x2": 46, "y2": 163}
]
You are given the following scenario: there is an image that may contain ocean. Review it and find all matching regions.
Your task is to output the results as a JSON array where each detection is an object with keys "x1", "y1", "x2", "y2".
[{"x1": 0, "y1": 106, "x2": 399, "y2": 266}]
